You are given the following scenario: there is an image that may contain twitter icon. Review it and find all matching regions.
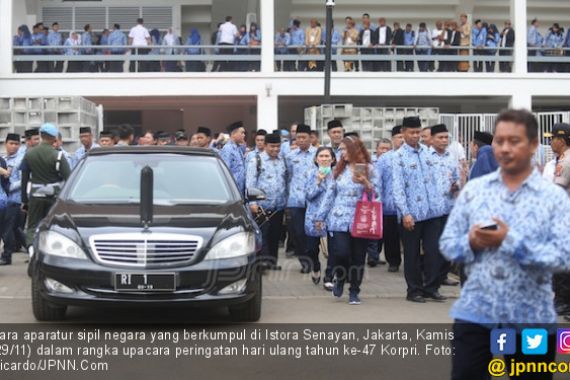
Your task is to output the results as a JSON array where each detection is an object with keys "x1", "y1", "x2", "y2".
[{"x1": 522, "y1": 329, "x2": 548, "y2": 355}]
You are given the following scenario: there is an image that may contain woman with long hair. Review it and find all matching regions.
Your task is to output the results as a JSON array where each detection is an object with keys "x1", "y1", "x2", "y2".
[
  {"x1": 305, "y1": 147, "x2": 337, "y2": 287},
  {"x1": 248, "y1": 22, "x2": 261, "y2": 71},
  {"x1": 484, "y1": 24, "x2": 500, "y2": 72},
  {"x1": 316, "y1": 136, "x2": 379, "y2": 305}
]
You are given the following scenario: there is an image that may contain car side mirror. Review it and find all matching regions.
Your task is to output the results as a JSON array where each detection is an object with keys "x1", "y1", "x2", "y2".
[{"x1": 246, "y1": 188, "x2": 266, "y2": 202}]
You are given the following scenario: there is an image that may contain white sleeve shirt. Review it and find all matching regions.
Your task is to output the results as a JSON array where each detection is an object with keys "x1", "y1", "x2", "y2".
[
  {"x1": 378, "y1": 27, "x2": 387, "y2": 45},
  {"x1": 129, "y1": 25, "x2": 150, "y2": 46},
  {"x1": 219, "y1": 22, "x2": 238, "y2": 44}
]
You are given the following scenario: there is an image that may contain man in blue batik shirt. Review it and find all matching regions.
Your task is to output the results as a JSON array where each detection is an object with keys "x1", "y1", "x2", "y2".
[
  {"x1": 440, "y1": 109, "x2": 570, "y2": 380},
  {"x1": 275, "y1": 28, "x2": 291, "y2": 71},
  {"x1": 392, "y1": 116, "x2": 446, "y2": 303},
  {"x1": 108, "y1": 24, "x2": 127, "y2": 72},
  {"x1": 220, "y1": 121, "x2": 247, "y2": 195},
  {"x1": 285, "y1": 124, "x2": 317, "y2": 273},
  {"x1": 0, "y1": 134, "x2": 23, "y2": 266},
  {"x1": 246, "y1": 133, "x2": 288, "y2": 270},
  {"x1": 326, "y1": 119, "x2": 344, "y2": 161},
  {"x1": 375, "y1": 125, "x2": 404, "y2": 272},
  {"x1": 72, "y1": 127, "x2": 100, "y2": 169},
  {"x1": 429, "y1": 124, "x2": 461, "y2": 287},
  {"x1": 48, "y1": 22, "x2": 63, "y2": 72},
  {"x1": 289, "y1": 19, "x2": 306, "y2": 71}
]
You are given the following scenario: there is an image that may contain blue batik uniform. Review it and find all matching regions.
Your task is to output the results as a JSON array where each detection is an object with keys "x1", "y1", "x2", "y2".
[
  {"x1": 440, "y1": 169, "x2": 570, "y2": 325},
  {"x1": 275, "y1": 32, "x2": 290, "y2": 55},
  {"x1": 108, "y1": 30, "x2": 127, "y2": 53},
  {"x1": 220, "y1": 141, "x2": 246, "y2": 195},
  {"x1": 290, "y1": 27, "x2": 305, "y2": 48},
  {"x1": 72, "y1": 143, "x2": 100, "y2": 168},
  {"x1": 471, "y1": 27, "x2": 487, "y2": 47},
  {"x1": 3, "y1": 152, "x2": 23, "y2": 205},
  {"x1": 375, "y1": 151, "x2": 397, "y2": 216},
  {"x1": 317, "y1": 164, "x2": 379, "y2": 232},
  {"x1": 429, "y1": 147, "x2": 460, "y2": 217},
  {"x1": 392, "y1": 143, "x2": 440, "y2": 222},
  {"x1": 245, "y1": 148, "x2": 262, "y2": 171},
  {"x1": 245, "y1": 152, "x2": 287, "y2": 211},
  {"x1": 47, "y1": 30, "x2": 62, "y2": 54},
  {"x1": 81, "y1": 32, "x2": 93, "y2": 54},
  {"x1": 404, "y1": 31, "x2": 415, "y2": 46},
  {"x1": 286, "y1": 146, "x2": 317, "y2": 207},
  {"x1": 544, "y1": 31, "x2": 564, "y2": 49},
  {"x1": 304, "y1": 169, "x2": 333, "y2": 237}
]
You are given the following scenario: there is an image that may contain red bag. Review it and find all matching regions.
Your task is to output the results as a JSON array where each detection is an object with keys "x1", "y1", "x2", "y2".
[{"x1": 351, "y1": 192, "x2": 383, "y2": 240}]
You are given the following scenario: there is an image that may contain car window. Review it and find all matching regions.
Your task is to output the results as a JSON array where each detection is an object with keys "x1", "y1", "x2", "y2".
[{"x1": 68, "y1": 154, "x2": 232, "y2": 205}]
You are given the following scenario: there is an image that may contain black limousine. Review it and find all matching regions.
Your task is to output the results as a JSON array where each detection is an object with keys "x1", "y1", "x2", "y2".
[{"x1": 29, "y1": 146, "x2": 264, "y2": 322}]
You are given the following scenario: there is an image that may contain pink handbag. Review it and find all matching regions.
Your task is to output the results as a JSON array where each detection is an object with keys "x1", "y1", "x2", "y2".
[{"x1": 351, "y1": 192, "x2": 383, "y2": 240}]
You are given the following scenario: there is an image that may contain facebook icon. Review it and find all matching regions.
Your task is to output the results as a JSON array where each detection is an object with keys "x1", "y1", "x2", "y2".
[{"x1": 491, "y1": 328, "x2": 516, "y2": 355}]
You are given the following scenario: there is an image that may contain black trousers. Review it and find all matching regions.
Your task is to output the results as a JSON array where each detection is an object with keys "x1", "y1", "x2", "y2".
[
  {"x1": 436, "y1": 215, "x2": 452, "y2": 284},
  {"x1": 1, "y1": 203, "x2": 24, "y2": 261},
  {"x1": 499, "y1": 49, "x2": 513, "y2": 72},
  {"x1": 219, "y1": 43, "x2": 234, "y2": 71},
  {"x1": 376, "y1": 47, "x2": 391, "y2": 71},
  {"x1": 474, "y1": 49, "x2": 485, "y2": 72},
  {"x1": 27, "y1": 197, "x2": 56, "y2": 247},
  {"x1": 260, "y1": 210, "x2": 284, "y2": 265},
  {"x1": 383, "y1": 215, "x2": 401, "y2": 267},
  {"x1": 324, "y1": 235, "x2": 334, "y2": 282},
  {"x1": 399, "y1": 217, "x2": 442, "y2": 296},
  {"x1": 452, "y1": 321, "x2": 556, "y2": 380},
  {"x1": 290, "y1": 208, "x2": 309, "y2": 269},
  {"x1": 329, "y1": 231, "x2": 368, "y2": 294},
  {"x1": 360, "y1": 47, "x2": 376, "y2": 71},
  {"x1": 130, "y1": 47, "x2": 151, "y2": 72},
  {"x1": 306, "y1": 236, "x2": 322, "y2": 273}
]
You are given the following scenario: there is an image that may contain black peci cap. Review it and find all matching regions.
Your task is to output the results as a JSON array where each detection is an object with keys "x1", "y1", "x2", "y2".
[
  {"x1": 473, "y1": 131, "x2": 494, "y2": 146},
  {"x1": 402, "y1": 116, "x2": 421, "y2": 129},
  {"x1": 327, "y1": 119, "x2": 343, "y2": 130},
  {"x1": 391, "y1": 125, "x2": 402, "y2": 136},
  {"x1": 79, "y1": 127, "x2": 92, "y2": 134},
  {"x1": 6, "y1": 133, "x2": 21, "y2": 143},
  {"x1": 430, "y1": 124, "x2": 448, "y2": 136},
  {"x1": 265, "y1": 133, "x2": 281, "y2": 144},
  {"x1": 296, "y1": 124, "x2": 311, "y2": 134}
]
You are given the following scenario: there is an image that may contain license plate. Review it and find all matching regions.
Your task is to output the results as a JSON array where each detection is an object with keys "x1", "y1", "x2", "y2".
[{"x1": 114, "y1": 273, "x2": 175, "y2": 292}]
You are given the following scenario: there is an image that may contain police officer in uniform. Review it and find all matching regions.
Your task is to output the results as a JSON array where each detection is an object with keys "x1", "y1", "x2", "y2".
[
  {"x1": 220, "y1": 121, "x2": 247, "y2": 195},
  {"x1": 20, "y1": 123, "x2": 71, "y2": 247},
  {"x1": 545, "y1": 123, "x2": 570, "y2": 317},
  {"x1": 246, "y1": 133, "x2": 288, "y2": 270}
]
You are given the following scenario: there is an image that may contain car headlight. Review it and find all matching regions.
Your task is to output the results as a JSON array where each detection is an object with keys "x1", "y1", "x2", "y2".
[
  {"x1": 39, "y1": 231, "x2": 88, "y2": 260},
  {"x1": 204, "y1": 232, "x2": 255, "y2": 260}
]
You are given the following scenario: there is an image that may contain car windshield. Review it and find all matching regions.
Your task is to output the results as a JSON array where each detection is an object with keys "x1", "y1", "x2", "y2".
[{"x1": 67, "y1": 153, "x2": 232, "y2": 205}]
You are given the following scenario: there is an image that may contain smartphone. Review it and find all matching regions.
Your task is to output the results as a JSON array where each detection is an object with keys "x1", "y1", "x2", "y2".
[
  {"x1": 318, "y1": 166, "x2": 331, "y2": 176},
  {"x1": 479, "y1": 221, "x2": 498, "y2": 231},
  {"x1": 354, "y1": 163, "x2": 367, "y2": 176}
]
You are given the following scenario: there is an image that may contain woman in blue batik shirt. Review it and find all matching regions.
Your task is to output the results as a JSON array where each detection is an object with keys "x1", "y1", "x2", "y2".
[
  {"x1": 484, "y1": 24, "x2": 500, "y2": 72},
  {"x1": 543, "y1": 23, "x2": 565, "y2": 73},
  {"x1": 248, "y1": 23, "x2": 261, "y2": 72},
  {"x1": 13, "y1": 25, "x2": 33, "y2": 73},
  {"x1": 305, "y1": 147, "x2": 337, "y2": 287},
  {"x1": 185, "y1": 29, "x2": 205, "y2": 72},
  {"x1": 316, "y1": 136, "x2": 379, "y2": 305}
]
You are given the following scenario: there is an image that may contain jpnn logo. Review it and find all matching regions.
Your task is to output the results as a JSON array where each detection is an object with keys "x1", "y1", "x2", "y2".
[
  {"x1": 522, "y1": 329, "x2": 548, "y2": 355},
  {"x1": 491, "y1": 329, "x2": 516, "y2": 355}
]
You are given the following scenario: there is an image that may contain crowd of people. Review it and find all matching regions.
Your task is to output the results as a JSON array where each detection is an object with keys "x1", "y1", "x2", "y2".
[
  {"x1": 11, "y1": 15, "x2": 570, "y2": 73},
  {"x1": 2, "y1": 110, "x2": 570, "y2": 379}
]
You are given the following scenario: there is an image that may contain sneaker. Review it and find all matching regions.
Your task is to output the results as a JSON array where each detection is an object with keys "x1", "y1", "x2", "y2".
[
  {"x1": 323, "y1": 281, "x2": 334, "y2": 291},
  {"x1": 332, "y1": 280, "x2": 344, "y2": 298},
  {"x1": 349, "y1": 293, "x2": 361, "y2": 305}
]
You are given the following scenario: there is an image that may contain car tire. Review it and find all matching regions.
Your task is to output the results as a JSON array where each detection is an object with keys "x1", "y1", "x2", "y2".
[
  {"x1": 31, "y1": 274, "x2": 67, "y2": 321},
  {"x1": 229, "y1": 271, "x2": 262, "y2": 322}
]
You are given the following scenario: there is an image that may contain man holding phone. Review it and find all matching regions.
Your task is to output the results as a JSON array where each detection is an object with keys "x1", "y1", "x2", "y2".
[{"x1": 440, "y1": 110, "x2": 570, "y2": 380}]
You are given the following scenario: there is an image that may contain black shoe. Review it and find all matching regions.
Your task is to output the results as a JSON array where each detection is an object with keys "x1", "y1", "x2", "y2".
[
  {"x1": 406, "y1": 294, "x2": 426, "y2": 303},
  {"x1": 367, "y1": 260, "x2": 378, "y2": 268},
  {"x1": 388, "y1": 265, "x2": 399, "y2": 273},
  {"x1": 311, "y1": 273, "x2": 321, "y2": 285},
  {"x1": 424, "y1": 291, "x2": 447, "y2": 302},
  {"x1": 0, "y1": 258, "x2": 12, "y2": 266},
  {"x1": 378, "y1": 260, "x2": 387, "y2": 265},
  {"x1": 442, "y1": 278, "x2": 459, "y2": 286}
]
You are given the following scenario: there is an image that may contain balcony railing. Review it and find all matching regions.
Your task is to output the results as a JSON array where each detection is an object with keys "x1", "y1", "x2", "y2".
[{"x1": 11, "y1": 45, "x2": 570, "y2": 74}]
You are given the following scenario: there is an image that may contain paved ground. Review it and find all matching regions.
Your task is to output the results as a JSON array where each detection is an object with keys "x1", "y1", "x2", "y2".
[{"x1": 0, "y1": 249, "x2": 461, "y2": 323}]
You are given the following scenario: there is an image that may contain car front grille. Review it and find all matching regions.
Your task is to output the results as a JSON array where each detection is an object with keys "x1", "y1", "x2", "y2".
[{"x1": 88, "y1": 233, "x2": 204, "y2": 268}]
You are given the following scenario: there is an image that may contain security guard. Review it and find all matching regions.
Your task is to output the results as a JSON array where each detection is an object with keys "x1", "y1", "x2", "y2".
[
  {"x1": 20, "y1": 123, "x2": 71, "y2": 247},
  {"x1": 285, "y1": 124, "x2": 317, "y2": 273},
  {"x1": 220, "y1": 121, "x2": 247, "y2": 195},
  {"x1": 545, "y1": 123, "x2": 570, "y2": 318},
  {"x1": 246, "y1": 133, "x2": 288, "y2": 270}
]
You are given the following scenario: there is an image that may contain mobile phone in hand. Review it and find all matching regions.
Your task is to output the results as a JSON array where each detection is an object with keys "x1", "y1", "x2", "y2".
[
  {"x1": 354, "y1": 163, "x2": 366, "y2": 176},
  {"x1": 480, "y1": 221, "x2": 498, "y2": 231}
]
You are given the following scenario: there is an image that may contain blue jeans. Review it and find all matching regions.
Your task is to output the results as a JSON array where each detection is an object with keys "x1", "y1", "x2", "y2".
[{"x1": 328, "y1": 231, "x2": 368, "y2": 294}]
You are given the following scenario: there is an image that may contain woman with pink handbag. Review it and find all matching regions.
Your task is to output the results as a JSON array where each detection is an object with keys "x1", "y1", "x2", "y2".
[{"x1": 315, "y1": 136, "x2": 381, "y2": 305}]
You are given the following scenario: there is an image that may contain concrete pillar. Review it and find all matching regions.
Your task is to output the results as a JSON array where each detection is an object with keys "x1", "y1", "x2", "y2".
[
  {"x1": 511, "y1": 0, "x2": 528, "y2": 74},
  {"x1": 510, "y1": 93, "x2": 532, "y2": 111},
  {"x1": 257, "y1": 89, "x2": 277, "y2": 131},
  {"x1": 0, "y1": 0, "x2": 13, "y2": 75},
  {"x1": 260, "y1": 0, "x2": 274, "y2": 73}
]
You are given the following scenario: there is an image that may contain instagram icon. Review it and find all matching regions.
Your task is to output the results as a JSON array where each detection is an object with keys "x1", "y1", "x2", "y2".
[{"x1": 557, "y1": 329, "x2": 570, "y2": 354}]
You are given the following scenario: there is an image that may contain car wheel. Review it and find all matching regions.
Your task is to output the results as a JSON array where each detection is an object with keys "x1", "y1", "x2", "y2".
[
  {"x1": 229, "y1": 271, "x2": 262, "y2": 322},
  {"x1": 31, "y1": 274, "x2": 67, "y2": 321}
]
